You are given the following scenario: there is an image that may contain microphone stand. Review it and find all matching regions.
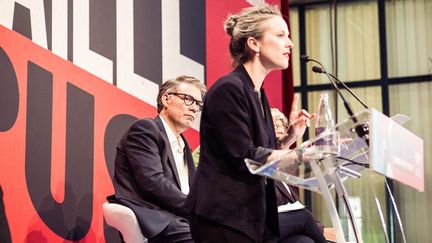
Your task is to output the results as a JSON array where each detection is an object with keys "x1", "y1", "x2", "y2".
[
  {"x1": 300, "y1": 55, "x2": 356, "y2": 118},
  {"x1": 311, "y1": 66, "x2": 369, "y2": 109},
  {"x1": 301, "y1": 54, "x2": 368, "y2": 243},
  {"x1": 301, "y1": 55, "x2": 369, "y2": 145}
]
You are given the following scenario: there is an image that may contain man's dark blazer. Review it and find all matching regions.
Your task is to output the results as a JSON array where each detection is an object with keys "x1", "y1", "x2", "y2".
[
  {"x1": 186, "y1": 65, "x2": 279, "y2": 241},
  {"x1": 113, "y1": 116, "x2": 196, "y2": 238}
]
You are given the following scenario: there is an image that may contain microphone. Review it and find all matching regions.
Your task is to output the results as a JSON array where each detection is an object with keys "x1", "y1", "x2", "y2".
[
  {"x1": 311, "y1": 66, "x2": 368, "y2": 109},
  {"x1": 311, "y1": 65, "x2": 323, "y2": 73},
  {"x1": 300, "y1": 55, "x2": 355, "y2": 118},
  {"x1": 301, "y1": 55, "x2": 370, "y2": 145}
]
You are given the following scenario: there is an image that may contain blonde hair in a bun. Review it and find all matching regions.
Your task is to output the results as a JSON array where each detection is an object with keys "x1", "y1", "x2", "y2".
[
  {"x1": 224, "y1": 4, "x2": 281, "y2": 67},
  {"x1": 224, "y1": 15, "x2": 239, "y2": 37}
]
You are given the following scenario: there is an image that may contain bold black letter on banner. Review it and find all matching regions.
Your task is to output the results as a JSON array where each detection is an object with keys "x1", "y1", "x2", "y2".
[
  {"x1": 102, "y1": 114, "x2": 137, "y2": 242},
  {"x1": 0, "y1": 48, "x2": 19, "y2": 131},
  {"x1": 25, "y1": 62, "x2": 94, "y2": 240},
  {"x1": 134, "y1": 0, "x2": 162, "y2": 84},
  {"x1": 103, "y1": 114, "x2": 137, "y2": 179},
  {"x1": 12, "y1": 3, "x2": 32, "y2": 39}
]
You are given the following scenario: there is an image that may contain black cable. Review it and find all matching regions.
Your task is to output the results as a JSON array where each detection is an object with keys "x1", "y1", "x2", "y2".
[{"x1": 334, "y1": 156, "x2": 369, "y2": 168}]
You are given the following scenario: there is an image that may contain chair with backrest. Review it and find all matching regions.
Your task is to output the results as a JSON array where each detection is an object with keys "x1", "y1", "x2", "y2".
[{"x1": 103, "y1": 202, "x2": 147, "y2": 243}]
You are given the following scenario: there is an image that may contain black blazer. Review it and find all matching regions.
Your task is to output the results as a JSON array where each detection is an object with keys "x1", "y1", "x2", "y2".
[
  {"x1": 113, "y1": 116, "x2": 195, "y2": 238},
  {"x1": 186, "y1": 65, "x2": 279, "y2": 241}
]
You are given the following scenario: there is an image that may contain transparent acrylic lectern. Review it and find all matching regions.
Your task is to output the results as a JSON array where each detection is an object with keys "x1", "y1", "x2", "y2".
[
  {"x1": 246, "y1": 108, "x2": 424, "y2": 243},
  {"x1": 245, "y1": 109, "x2": 380, "y2": 243}
]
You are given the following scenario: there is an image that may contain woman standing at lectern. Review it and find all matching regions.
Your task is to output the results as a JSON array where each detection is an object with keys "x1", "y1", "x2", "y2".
[{"x1": 186, "y1": 4, "x2": 313, "y2": 243}]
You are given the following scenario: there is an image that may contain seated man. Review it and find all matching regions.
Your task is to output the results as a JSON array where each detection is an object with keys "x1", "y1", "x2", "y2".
[
  {"x1": 271, "y1": 108, "x2": 328, "y2": 243},
  {"x1": 275, "y1": 181, "x2": 327, "y2": 243},
  {"x1": 112, "y1": 76, "x2": 205, "y2": 243}
]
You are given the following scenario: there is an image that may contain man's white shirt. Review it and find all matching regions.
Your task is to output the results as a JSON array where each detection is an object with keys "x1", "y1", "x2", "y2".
[
  {"x1": 160, "y1": 117, "x2": 190, "y2": 194},
  {"x1": 278, "y1": 182, "x2": 305, "y2": 213}
]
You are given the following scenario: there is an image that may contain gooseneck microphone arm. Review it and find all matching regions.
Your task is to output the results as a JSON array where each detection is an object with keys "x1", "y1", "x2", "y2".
[
  {"x1": 311, "y1": 66, "x2": 369, "y2": 109},
  {"x1": 301, "y1": 55, "x2": 370, "y2": 145},
  {"x1": 300, "y1": 55, "x2": 356, "y2": 118}
]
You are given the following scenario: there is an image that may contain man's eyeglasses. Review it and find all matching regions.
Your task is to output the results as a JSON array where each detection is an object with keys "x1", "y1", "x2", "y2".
[{"x1": 168, "y1": 93, "x2": 203, "y2": 111}]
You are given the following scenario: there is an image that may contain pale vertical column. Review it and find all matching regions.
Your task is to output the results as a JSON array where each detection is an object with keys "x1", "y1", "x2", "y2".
[
  {"x1": 116, "y1": 0, "x2": 159, "y2": 106},
  {"x1": 0, "y1": 0, "x2": 15, "y2": 28},
  {"x1": 52, "y1": 0, "x2": 68, "y2": 59},
  {"x1": 0, "y1": 0, "x2": 47, "y2": 48},
  {"x1": 74, "y1": 0, "x2": 113, "y2": 83}
]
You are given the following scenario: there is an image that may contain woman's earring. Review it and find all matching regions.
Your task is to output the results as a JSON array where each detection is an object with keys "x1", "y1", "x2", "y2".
[{"x1": 256, "y1": 52, "x2": 260, "y2": 58}]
